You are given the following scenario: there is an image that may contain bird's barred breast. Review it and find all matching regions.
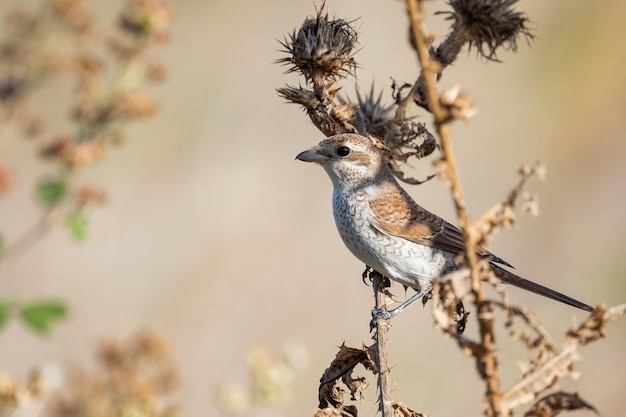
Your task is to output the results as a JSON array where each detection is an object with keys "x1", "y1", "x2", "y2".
[{"x1": 332, "y1": 189, "x2": 452, "y2": 290}]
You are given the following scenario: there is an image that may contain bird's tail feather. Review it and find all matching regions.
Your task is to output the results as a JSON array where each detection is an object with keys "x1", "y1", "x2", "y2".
[{"x1": 490, "y1": 264, "x2": 594, "y2": 313}]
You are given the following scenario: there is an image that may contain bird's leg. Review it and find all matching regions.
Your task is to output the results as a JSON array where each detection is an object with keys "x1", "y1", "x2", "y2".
[
  {"x1": 370, "y1": 281, "x2": 433, "y2": 327},
  {"x1": 372, "y1": 290, "x2": 426, "y2": 320}
]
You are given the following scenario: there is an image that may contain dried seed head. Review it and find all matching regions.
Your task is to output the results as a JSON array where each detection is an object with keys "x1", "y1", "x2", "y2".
[
  {"x1": 40, "y1": 136, "x2": 73, "y2": 160},
  {"x1": 105, "y1": 35, "x2": 140, "y2": 60},
  {"x1": 351, "y1": 84, "x2": 395, "y2": 138},
  {"x1": 440, "y1": 83, "x2": 476, "y2": 121},
  {"x1": 277, "y1": 6, "x2": 359, "y2": 85},
  {"x1": 119, "y1": 0, "x2": 173, "y2": 42},
  {"x1": 72, "y1": 81, "x2": 110, "y2": 124},
  {"x1": 71, "y1": 53, "x2": 105, "y2": 76},
  {"x1": 330, "y1": 103, "x2": 358, "y2": 123},
  {"x1": 49, "y1": 0, "x2": 93, "y2": 34},
  {"x1": 440, "y1": 0, "x2": 533, "y2": 60},
  {"x1": 77, "y1": 185, "x2": 107, "y2": 205},
  {"x1": 145, "y1": 60, "x2": 168, "y2": 82},
  {"x1": 521, "y1": 191, "x2": 540, "y2": 217},
  {"x1": 112, "y1": 90, "x2": 158, "y2": 118},
  {"x1": 70, "y1": 141, "x2": 104, "y2": 167},
  {"x1": 40, "y1": 136, "x2": 105, "y2": 168},
  {"x1": 277, "y1": 85, "x2": 320, "y2": 108},
  {"x1": 517, "y1": 161, "x2": 547, "y2": 181},
  {"x1": 0, "y1": 372, "x2": 18, "y2": 406}
]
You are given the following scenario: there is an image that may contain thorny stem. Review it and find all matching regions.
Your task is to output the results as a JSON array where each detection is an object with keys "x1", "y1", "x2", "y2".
[
  {"x1": 406, "y1": 1, "x2": 503, "y2": 416},
  {"x1": 371, "y1": 271, "x2": 393, "y2": 417}
]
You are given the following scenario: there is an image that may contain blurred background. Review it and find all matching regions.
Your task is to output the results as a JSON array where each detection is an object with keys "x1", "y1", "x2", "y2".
[{"x1": 0, "y1": 0, "x2": 625, "y2": 416}]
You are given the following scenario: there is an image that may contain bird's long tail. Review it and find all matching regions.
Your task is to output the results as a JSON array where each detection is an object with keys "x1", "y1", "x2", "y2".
[{"x1": 490, "y1": 263, "x2": 594, "y2": 312}]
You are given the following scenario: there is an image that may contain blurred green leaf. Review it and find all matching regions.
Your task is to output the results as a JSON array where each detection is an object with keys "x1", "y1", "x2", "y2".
[
  {"x1": 37, "y1": 179, "x2": 68, "y2": 207},
  {"x1": 67, "y1": 212, "x2": 89, "y2": 241},
  {"x1": 0, "y1": 234, "x2": 5, "y2": 258},
  {"x1": 0, "y1": 300, "x2": 17, "y2": 331},
  {"x1": 19, "y1": 300, "x2": 68, "y2": 335}
]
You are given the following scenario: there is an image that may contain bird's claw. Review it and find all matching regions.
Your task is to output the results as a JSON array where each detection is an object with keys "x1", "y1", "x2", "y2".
[{"x1": 370, "y1": 307, "x2": 393, "y2": 331}]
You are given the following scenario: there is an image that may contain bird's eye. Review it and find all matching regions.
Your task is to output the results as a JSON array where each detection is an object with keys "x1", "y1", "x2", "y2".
[{"x1": 336, "y1": 146, "x2": 351, "y2": 157}]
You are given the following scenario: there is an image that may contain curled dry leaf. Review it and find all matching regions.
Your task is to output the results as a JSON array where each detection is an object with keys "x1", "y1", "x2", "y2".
[
  {"x1": 566, "y1": 304, "x2": 625, "y2": 346},
  {"x1": 391, "y1": 402, "x2": 428, "y2": 417},
  {"x1": 431, "y1": 269, "x2": 471, "y2": 335},
  {"x1": 525, "y1": 392, "x2": 597, "y2": 417},
  {"x1": 318, "y1": 344, "x2": 373, "y2": 411},
  {"x1": 315, "y1": 405, "x2": 358, "y2": 417}
]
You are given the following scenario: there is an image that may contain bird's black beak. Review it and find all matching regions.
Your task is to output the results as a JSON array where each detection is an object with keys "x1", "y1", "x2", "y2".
[{"x1": 295, "y1": 148, "x2": 330, "y2": 163}]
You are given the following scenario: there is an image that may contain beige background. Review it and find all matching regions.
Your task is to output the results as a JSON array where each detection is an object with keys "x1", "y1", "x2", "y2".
[{"x1": 1, "y1": 0, "x2": 625, "y2": 416}]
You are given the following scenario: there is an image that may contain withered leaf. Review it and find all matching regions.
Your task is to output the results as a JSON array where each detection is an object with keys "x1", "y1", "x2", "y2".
[
  {"x1": 525, "y1": 392, "x2": 597, "y2": 417},
  {"x1": 566, "y1": 305, "x2": 625, "y2": 346},
  {"x1": 318, "y1": 344, "x2": 373, "y2": 409},
  {"x1": 391, "y1": 402, "x2": 428, "y2": 417}
]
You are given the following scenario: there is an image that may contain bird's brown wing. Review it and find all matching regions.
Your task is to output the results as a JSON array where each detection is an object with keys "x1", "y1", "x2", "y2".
[
  {"x1": 368, "y1": 187, "x2": 465, "y2": 253},
  {"x1": 368, "y1": 185, "x2": 511, "y2": 266},
  {"x1": 367, "y1": 185, "x2": 594, "y2": 312}
]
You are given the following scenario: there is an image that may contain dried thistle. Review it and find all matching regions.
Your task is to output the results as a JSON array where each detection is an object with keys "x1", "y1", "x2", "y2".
[
  {"x1": 351, "y1": 84, "x2": 395, "y2": 137},
  {"x1": 342, "y1": 83, "x2": 439, "y2": 181},
  {"x1": 276, "y1": 6, "x2": 443, "y2": 186},
  {"x1": 437, "y1": 0, "x2": 533, "y2": 62},
  {"x1": 277, "y1": 4, "x2": 359, "y2": 88}
]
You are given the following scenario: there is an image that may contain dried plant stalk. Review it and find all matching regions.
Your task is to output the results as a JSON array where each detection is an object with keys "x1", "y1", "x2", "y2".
[
  {"x1": 277, "y1": 2, "x2": 623, "y2": 417},
  {"x1": 370, "y1": 271, "x2": 393, "y2": 417},
  {"x1": 406, "y1": 0, "x2": 502, "y2": 415}
]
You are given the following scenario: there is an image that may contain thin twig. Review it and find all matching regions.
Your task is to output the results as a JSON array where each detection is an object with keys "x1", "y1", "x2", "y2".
[
  {"x1": 501, "y1": 343, "x2": 579, "y2": 413},
  {"x1": 406, "y1": 0, "x2": 503, "y2": 416},
  {"x1": 491, "y1": 301, "x2": 559, "y2": 353},
  {"x1": 371, "y1": 271, "x2": 393, "y2": 417},
  {"x1": 0, "y1": 210, "x2": 57, "y2": 271}
]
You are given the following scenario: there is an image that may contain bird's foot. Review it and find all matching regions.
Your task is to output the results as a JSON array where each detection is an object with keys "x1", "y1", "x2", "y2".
[
  {"x1": 369, "y1": 289, "x2": 429, "y2": 331},
  {"x1": 370, "y1": 307, "x2": 394, "y2": 330}
]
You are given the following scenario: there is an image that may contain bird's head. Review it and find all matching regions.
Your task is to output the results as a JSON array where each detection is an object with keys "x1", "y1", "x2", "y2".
[{"x1": 296, "y1": 134, "x2": 387, "y2": 190}]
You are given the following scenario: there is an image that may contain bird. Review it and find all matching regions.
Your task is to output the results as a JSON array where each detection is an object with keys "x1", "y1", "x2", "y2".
[{"x1": 296, "y1": 133, "x2": 594, "y2": 315}]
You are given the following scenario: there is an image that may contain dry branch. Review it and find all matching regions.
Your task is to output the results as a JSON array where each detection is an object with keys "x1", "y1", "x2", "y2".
[
  {"x1": 277, "y1": 2, "x2": 623, "y2": 417},
  {"x1": 405, "y1": 0, "x2": 502, "y2": 414},
  {"x1": 369, "y1": 270, "x2": 394, "y2": 417}
]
